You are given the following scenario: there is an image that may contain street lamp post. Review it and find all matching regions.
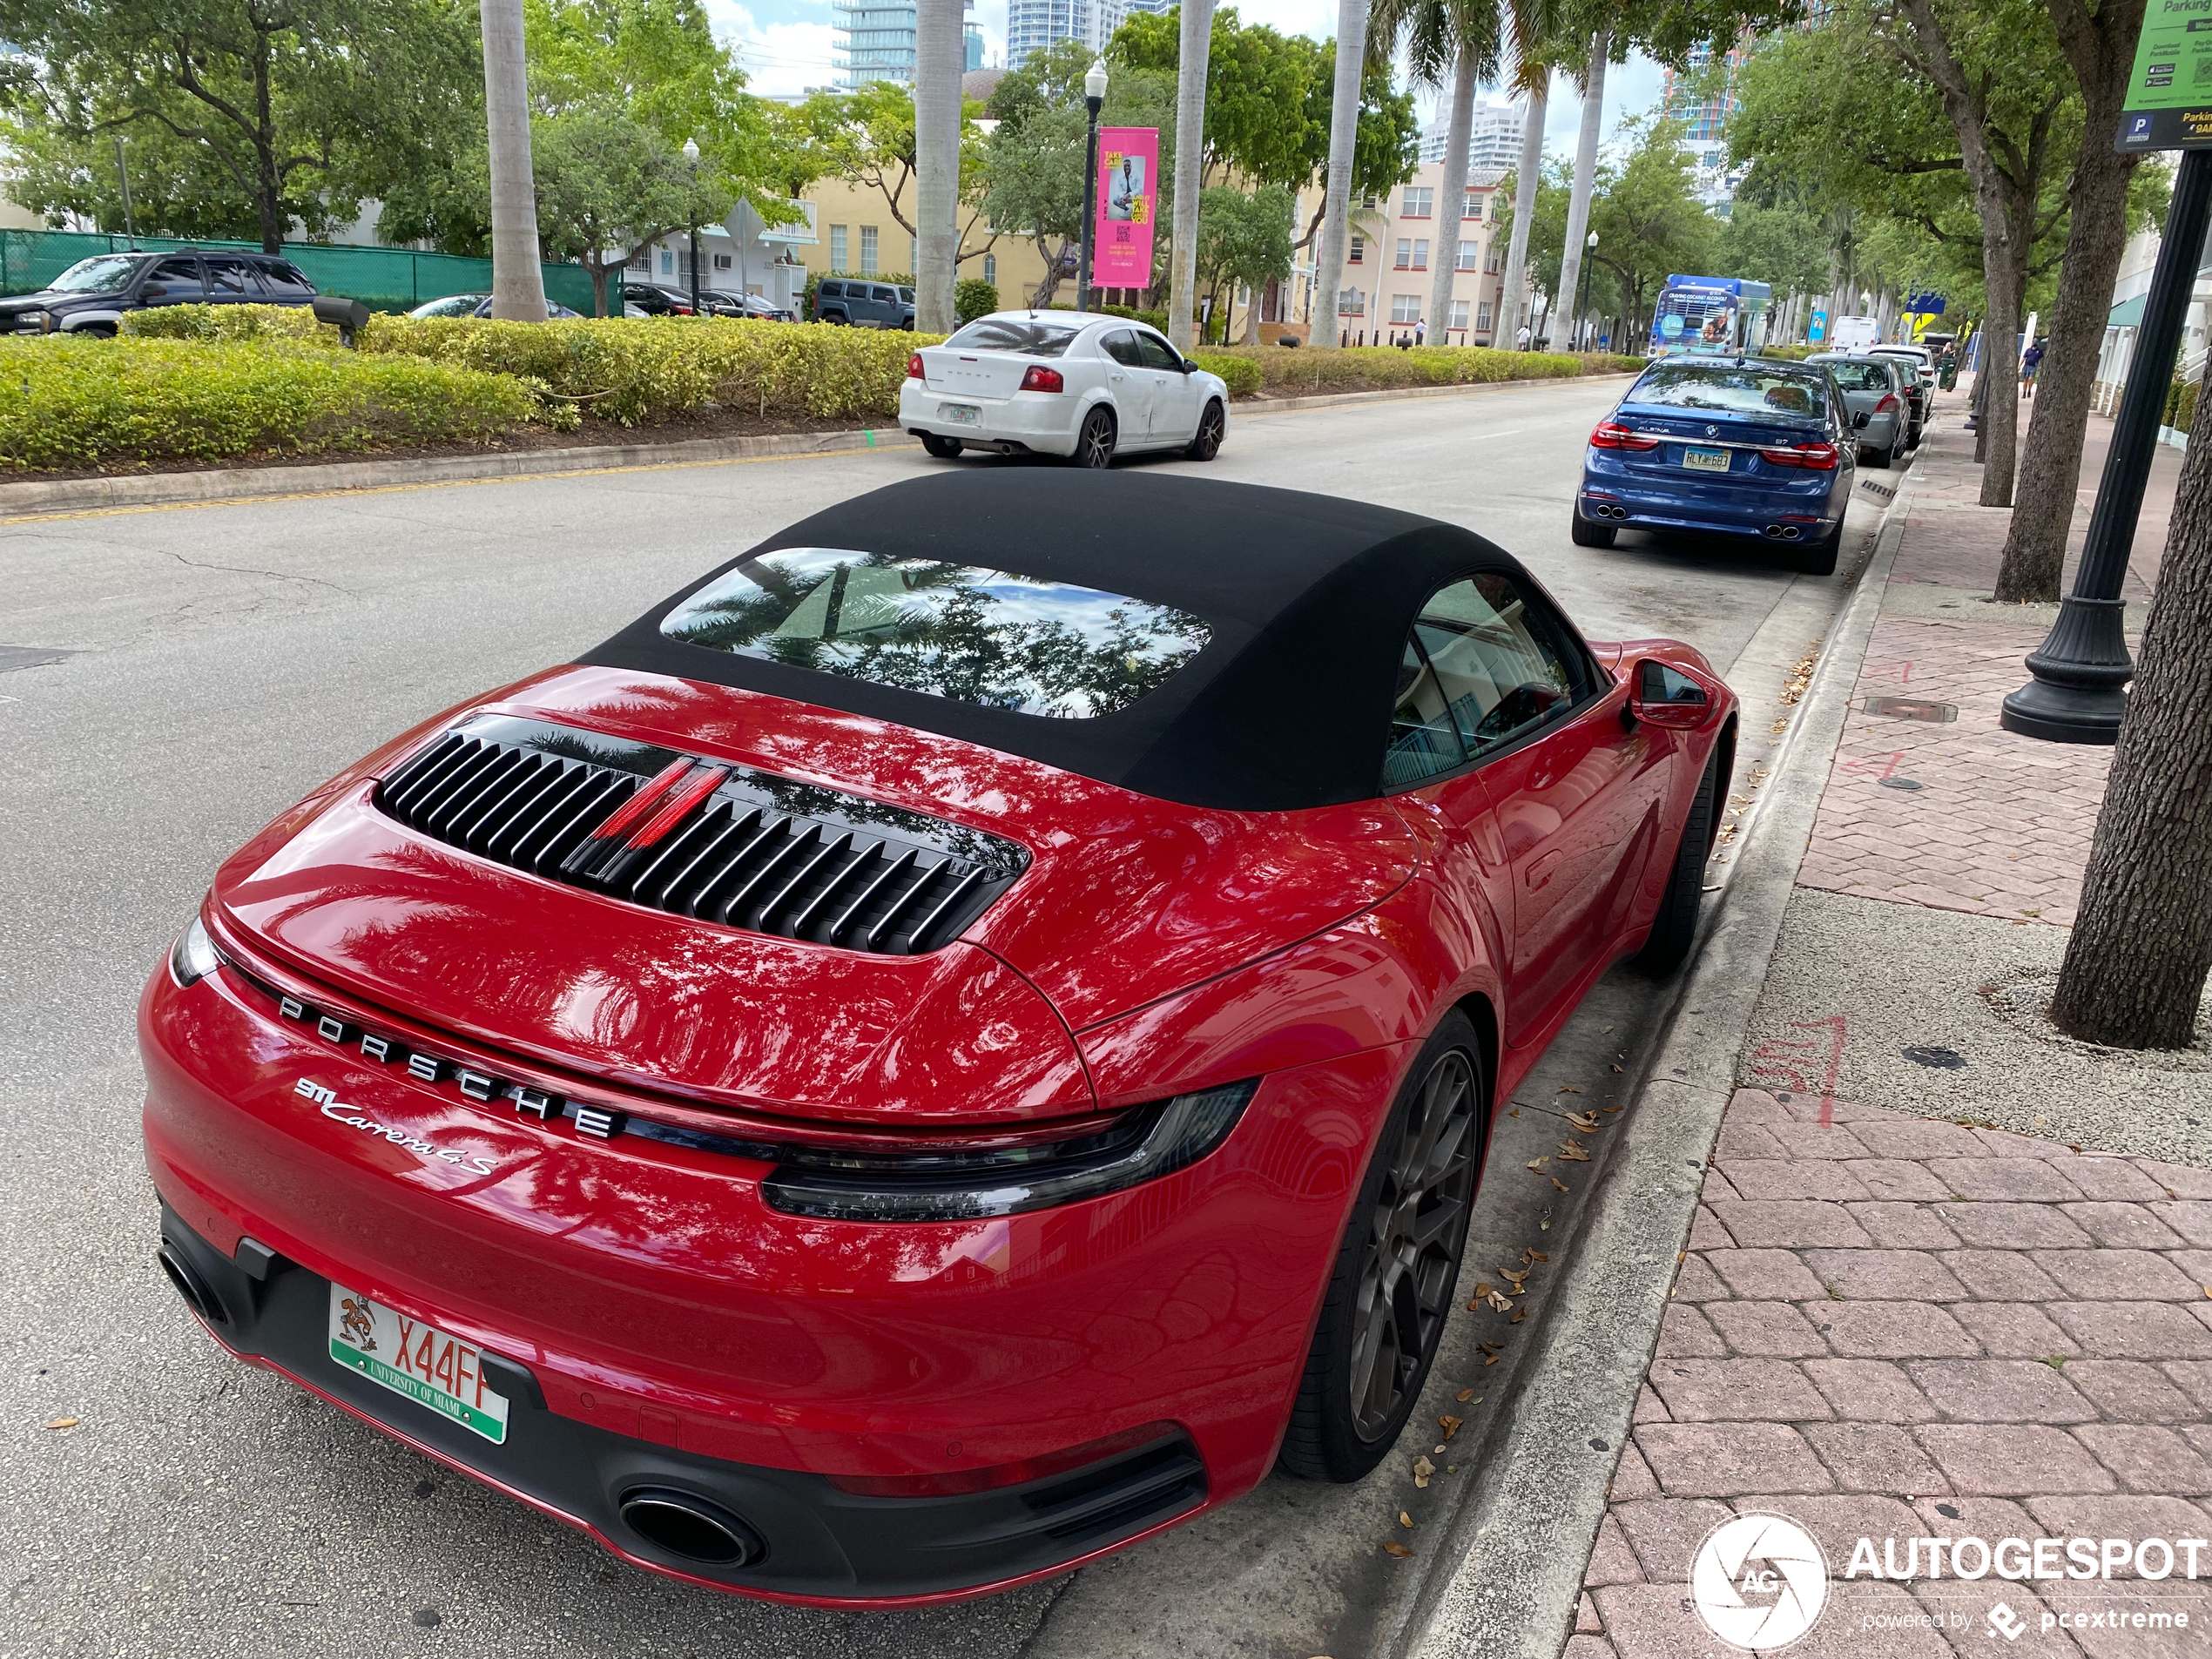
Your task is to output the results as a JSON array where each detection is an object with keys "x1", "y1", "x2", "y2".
[
  {"x1": 1076, "y1": 59, "x2": 1108, "y2": 314},
  {"x1": 683, "y1": 137, "x2": 703, "y2": 316},
  {"x1": 1573, "y1": 230, "x2": 1597, "y2": 351},
  {"x1": 2001, "y1": 146, "x2": 2212, "y2": 743},
  {"x1": 113, "y1": 135, "x2": 137, "y2": 250}
]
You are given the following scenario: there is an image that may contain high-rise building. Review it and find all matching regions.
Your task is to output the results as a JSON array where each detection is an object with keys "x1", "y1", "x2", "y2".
[
  {"x1": 1419, "y1": 98, "x2": 1527, "y2": 175},
  {"x1": 834, "y1": 0, "x2": 975, "y2": 86},
  {"x1": 1659, "y1": 37, "x2": 1753, "y2": 205},
  {"x1": 1006, "y1": 0, "x2": 1156, "y2": 66}
]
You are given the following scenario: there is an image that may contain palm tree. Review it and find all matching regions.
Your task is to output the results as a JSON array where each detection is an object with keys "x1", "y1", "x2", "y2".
[
  {"x1": 1311, "y1": 0, "x2": 1373, "y2": 350},
  {"x1": 1166, "y1": 0, "x2": 1218, "y2": 352},
  {"x1": 1494, "y1": 40, "x2": 1551, "y2": 348},
  {"x1": 914, "y1": 0, "x2": 965, "y2": 334},
  {"x1": 481, "y1": 0, "x2": 549, "y2": 321},
  {"x1": 1551, "y1": 27, "x2": 1608, "y2": 350},
  {"x1": 1367, "y1": 0, "x2": 1556, "y2": 345}
]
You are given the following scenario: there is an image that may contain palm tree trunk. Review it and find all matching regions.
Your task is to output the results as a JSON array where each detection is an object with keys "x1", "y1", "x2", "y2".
[
  {"x1": 480, "y1": 0, "x2": 547, "y2": 322},
  {"x1": 1168, "y1": 0, "x2": 1216, "y2": 351},
  {"x1": 1498, "y1": 86, "x2": 1544, "y2": 347},
  {"x1": 1427, "y1": 46, "x2": 1478, "y2": 344},
  {"x1": 1553, "y1": 31, "x2": 1607, "y2": 351},
  {"x1": 1311, "y1": 0, "x2": 1371, "y2": 352},
  {"x1": 914, "y1": 0, "x2": 963, "y2": 334}
]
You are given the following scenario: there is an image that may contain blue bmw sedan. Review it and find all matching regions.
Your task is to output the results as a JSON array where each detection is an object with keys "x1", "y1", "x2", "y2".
[{"x1": 1573, "y1": 358, "x2": 1858, "y2": 574}]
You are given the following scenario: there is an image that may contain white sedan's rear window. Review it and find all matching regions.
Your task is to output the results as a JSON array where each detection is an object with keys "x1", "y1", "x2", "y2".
[
  {"x1": 662, "y1": 549, "x2": 1209, "y2": 718},
  {"x1": 944, "y1": 318, "x2": 1083, "y2": 357}
]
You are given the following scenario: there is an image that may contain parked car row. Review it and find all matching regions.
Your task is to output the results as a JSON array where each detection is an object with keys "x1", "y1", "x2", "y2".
[{"x1": 0, "y1": 249, "x2": 318, "y2": 336}]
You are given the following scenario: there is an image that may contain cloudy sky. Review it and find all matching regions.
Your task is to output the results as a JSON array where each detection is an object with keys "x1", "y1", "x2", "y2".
[{"x1": 700, "y1": 0, "x2": 1669, "y2": 158}]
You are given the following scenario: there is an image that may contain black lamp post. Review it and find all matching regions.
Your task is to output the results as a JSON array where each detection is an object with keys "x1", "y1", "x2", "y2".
[
  {"x1": 1573, "y1": 229, "x2": 1597, "y2": 351},
  {"x1": 1077, "y1": 59, "x2": 1107, "y2": 314},
  {"x1": 683, "y1": 137, "x2": 703, "y2": 315},
  {"x1": 2000, "y1": 146, "x2": 2212, "y2": 743},
  {"x1": 114, "y1": 134, "x2": 137, "y2": 250}
]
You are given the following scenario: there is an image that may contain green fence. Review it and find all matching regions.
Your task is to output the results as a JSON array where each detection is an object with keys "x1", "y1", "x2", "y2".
[{"x1": 0, "y1": 229, "x2": 613, "y2": 315}]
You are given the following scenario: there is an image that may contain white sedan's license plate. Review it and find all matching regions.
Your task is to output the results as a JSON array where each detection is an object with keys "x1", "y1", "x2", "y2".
[
  {"x1": 937, "y1": 403, "x2": 980, "y2": 425},
  {"x1": 328, "y1": 1283, "x2": 509, "y2": 1444},
  {"x1": 1683, "y1": 447, "x2": 1730, "y2": 473}
]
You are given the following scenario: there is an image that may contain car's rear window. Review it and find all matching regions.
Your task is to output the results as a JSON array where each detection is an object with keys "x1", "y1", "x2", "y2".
[
  {"x1": 660, "y1": 549, "x2": 1210, "y2": 718},
  {"x1": 1821, "y1": 361, "x2": 1892, "y2": 392},
  {"x1": 944, "y1": 318, "x2": 1082, "y2": 357},
  {"x1": 1630, "y1": 364, "x2": 1829, "y2": 419}
]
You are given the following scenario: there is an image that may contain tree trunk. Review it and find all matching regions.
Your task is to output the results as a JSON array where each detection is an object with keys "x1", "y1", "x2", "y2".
[
  {"x1": 1427, "y1": 46, "x2": 1478, "y2": 346},
  {"x1": 1553, "y1": 33, "x2": 1608, "y2": 351},
  {"x1": 1310, "y1": 0, "x2": 1370, "y2": 351},
  {"x1": 1498, "y1": 87, "x2": 1544, "y2": 348},
  {"x1": 914, "y1": 0, "x2": 962, "y2": 334},
  {"x1": 253, "y1": 34, "x2": 282, "y2": 253},
  {"x1": 2047, "y1": 369, "x2": 2212, "y2": 1049},
  {"x1": 1976, "y1": 239, "x2": 2027, "y2": 501},
  {"x1": 1167, "y1": 0, "x2": 1215, "y2": 351},
  {"x1": 480, "y1": 0, "x2": 548, "y2": 321},
  {"x1": 1995, "y1": 0, "x2": 2149, "y2": 601}
]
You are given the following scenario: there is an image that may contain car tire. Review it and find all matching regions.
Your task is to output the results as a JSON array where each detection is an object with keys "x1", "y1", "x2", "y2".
[
  {"x1": 1185, "y1": 400, "x2": 1224, "y2": 461},
  {"x1": 919, "y1": 433, "x2": 964, "y2": 459},
  {"x1": 1634, "y1": 739, "x2": 1723, "y2": 974},
  {"x1": 1569, "y1": 506, "x2": 1616, "y2": 548},
  {"x1": 1075, "y1": 407, "x2": 1116, "y2": 469},
  {"x1": 1859, "y1": 443, "x2": 1892, "y2": 469},
  {"x1": 1784, "y1": 518, "x2": 1842, "y2": 577},
  {"x1": 75, "y1": 322, "x2": 118, "y2": 339},
  {"x1": 1278, "y1": 1011, "x2": 1487, "y2": 1484},
  {"x1": 823, "y1": 313, "x2": 846, "y2": 326}
]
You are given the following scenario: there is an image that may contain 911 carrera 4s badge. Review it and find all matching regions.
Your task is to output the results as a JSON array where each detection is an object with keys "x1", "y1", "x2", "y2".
[
  {"x1": 327, "y1": 1282, "x2": 509, "y2": 1444},
  {"x1": 293, "y1": 1077, "x2": 498, "y2": 1177}
]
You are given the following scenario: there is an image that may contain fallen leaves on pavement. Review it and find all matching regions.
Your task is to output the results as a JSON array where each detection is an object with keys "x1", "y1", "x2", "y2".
[
  {"x1": 1437, "y1": 1415, "x2": 1462, "y2": 1439},
  {"x1": 1565, "y1": 1110, "x2": 1599, "y2": 1132},
  {"x1": 44, "y1": 1417, "x2": 78, "y2": 1431},
  {"x1": 1413, "y1": 1455, "x2": 1434, "y2": 1488},
  {"x1": 1556, "y1": 1139, "x2": 1590, "y2": 1163},
  {"x1": 1383, "y1": 1540, "x2": 1413, "y2": 1558}
]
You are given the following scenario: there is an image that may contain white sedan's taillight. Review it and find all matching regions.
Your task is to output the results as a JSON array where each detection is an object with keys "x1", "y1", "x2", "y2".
[
  {"x1": 906, "y1": 352, "x2": 925, "y2": 381},
  {"x1": 1020, "y1": 365, "x2": 1064, "y2": 393}
]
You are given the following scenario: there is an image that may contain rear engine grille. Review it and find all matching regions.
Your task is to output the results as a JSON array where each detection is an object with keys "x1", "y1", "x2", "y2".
[{"x1": 375, "y1": 714, "x2": 1026, "y2": 954}]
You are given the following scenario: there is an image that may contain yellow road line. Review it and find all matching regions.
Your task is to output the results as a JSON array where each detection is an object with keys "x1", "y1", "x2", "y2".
[{"x1": 0, "y1": 440, "x2": 903, "y2": 529}]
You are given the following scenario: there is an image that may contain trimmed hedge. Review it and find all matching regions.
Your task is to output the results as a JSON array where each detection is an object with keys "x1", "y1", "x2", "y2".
[
  {"x1": 360, "y1": 314, "x2": 937, "y2": 426},
  {"x1": 1189, "y1": 353, "x2": 1262, "y2": 396},
  {"x1": 1201, "y1": 344, "x2": 1589, "y2": 395},
  {"x1": 2166, "y1": 377, "x2": 2201, "y2": 434},
  {"x1": 0, "y1": 334, "x2": 536, "y2": 470},
  {"x1": 120, "y1": 303, "x2": 337, "y2": 345}
]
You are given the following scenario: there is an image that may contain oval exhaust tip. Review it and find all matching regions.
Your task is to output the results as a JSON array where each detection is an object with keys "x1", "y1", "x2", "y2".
[
  {"x1": 156, "y1": 1244, "x2": 225, "y2": 1324},
  {"x1": 618, "y1": 1487, "x2": 766, "y2": 1568}
]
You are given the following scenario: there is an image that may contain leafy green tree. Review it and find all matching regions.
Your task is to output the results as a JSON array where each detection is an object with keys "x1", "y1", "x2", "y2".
[
  {"x1": 1112, "y1": 7, "x2": 1320, "y2": 189},
  {"x1": 1584, "y1": 116, "x2": 1719, "y2": 341},
  {"x1": 0, "y1": 0, "x2": 482, "y2": 251},
  {"x1": 532, "y1": 108, "x2": 721, "y2": 314},
  {"x1": 793, "y1": 79, "x2": 997, "y2": 266},
  {"x1": 1194, "y1": 184, "x2": 1293, "y2": 340}
]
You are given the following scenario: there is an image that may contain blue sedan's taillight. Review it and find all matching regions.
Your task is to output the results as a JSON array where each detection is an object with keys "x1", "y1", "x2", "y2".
[
  {"x1": 1588, "y1": 420, "x2": 1658, "y2": 450},
  {"x1": 1758, "y1": 442, "x2": 1840, "y2": 471}
]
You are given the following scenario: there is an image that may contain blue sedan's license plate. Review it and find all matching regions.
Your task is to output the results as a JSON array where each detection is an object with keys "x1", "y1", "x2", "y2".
[
  {"x1": 937, "y1": 403, "x2": 980, "y2": 425},
  {"x1": 1683, "y1": 447, "x2": 1730, "y2": 473}
]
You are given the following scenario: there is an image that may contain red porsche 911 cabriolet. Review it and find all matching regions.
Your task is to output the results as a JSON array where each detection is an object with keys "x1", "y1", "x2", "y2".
[{"x1": 141, "y1": 471, "x2": 1737, "y2": 1607}]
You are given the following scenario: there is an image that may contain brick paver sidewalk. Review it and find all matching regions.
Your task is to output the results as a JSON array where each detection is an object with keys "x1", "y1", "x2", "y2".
[{"x1": 1572, "y1": 1088, "x2": 2212, "y2": 1658}]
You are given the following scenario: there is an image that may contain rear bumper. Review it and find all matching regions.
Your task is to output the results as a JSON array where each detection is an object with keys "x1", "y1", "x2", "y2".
[
  {"x1": 1580, "y1": 459, "x2": 1845, "y2": 539},
  {"x1": 156, "y1": 1203, "x2": 1206, "y2": 1604},
  {"x1": 899, "y1": 381, "x2": 1083, "y2": 456}
]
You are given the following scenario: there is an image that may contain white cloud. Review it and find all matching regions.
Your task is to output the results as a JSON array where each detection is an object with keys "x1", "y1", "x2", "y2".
[{"x1": 706, "y1": 0, "x2": 840, "y2": 98}]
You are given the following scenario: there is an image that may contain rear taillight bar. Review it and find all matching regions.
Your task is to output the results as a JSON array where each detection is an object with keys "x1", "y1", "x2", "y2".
[
  {"x1": 1758, "y1": 442, "x2": 1840, "y2": 470},
  {"x1": 1588, "y1": 420, "x2": 1659, "y2": 450}
]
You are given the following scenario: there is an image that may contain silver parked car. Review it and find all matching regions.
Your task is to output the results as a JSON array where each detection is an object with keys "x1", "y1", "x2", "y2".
[{"x1": 1806, "y1": 353, "x2": 1910, "y2": 469}]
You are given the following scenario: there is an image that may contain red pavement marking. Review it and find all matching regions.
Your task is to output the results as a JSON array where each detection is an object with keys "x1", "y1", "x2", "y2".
[{"x1": 1746, "y1": 1018, "x2": 1850, "y2": 1128}]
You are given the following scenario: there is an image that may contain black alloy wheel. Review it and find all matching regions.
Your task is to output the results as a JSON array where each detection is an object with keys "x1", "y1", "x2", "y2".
[
  {"x1": 1076, "y1": 407, "x2": 1116, "y2": 469},
  {"x1": 1185, "y1": 400, "x2": 1225, "y2": 462},
  {"x1": 1279, "y1": 1014, "x2": 1486, "y2": 1482},
  {"x1": 920, "y1": 432, "x2": 964, "y2": 459}
]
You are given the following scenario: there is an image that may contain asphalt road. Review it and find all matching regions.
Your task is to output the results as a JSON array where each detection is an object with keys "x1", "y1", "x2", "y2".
[{"x1": 0, "y1": 378, "x2": 1877, "y2": 1659}]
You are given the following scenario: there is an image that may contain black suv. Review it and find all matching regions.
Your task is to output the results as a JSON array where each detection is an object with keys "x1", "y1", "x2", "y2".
[
  {"x1": 624, "y1": 283, "x2": 699, "y2": 317},
  {"x1": 0, "y1": 249, "x2": 320, "y2": 337},
  {"x1": 813, "y1": 280, "x2": 915, "y2": 329}
]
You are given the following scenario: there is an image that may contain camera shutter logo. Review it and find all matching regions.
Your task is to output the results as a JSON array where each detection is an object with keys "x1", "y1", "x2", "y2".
[{"x1": 1689, "y1": 1511, "x2": 1830, "y2": 1649}]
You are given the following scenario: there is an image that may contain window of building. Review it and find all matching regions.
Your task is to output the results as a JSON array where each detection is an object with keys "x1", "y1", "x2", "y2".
[
  {"x1": 1449, "y1": 300, "x2": 1470, "y2": 330},
  {"x1": 860, "y1": 226, "x2": 879, "y2": 274},
  {"x1": 1457, "y1": 239, "x2": 1479, "y2": 271},
  {"x1": 1477, "y1": 302, "x2": 1493, "y2": 331},
  {"x1": 1412, "y1": 239, "x2": 1429, "y2": 270},
  {"x1": 713, "y1": 253, "x2": 732, "y2": 270},
  {"x1": 1401, "y1": 186, "x2": 1433, "y2": 219},
  {"x1": 659, "y1": 250, "x2": 674, "y2": 275},
  {"x1": 829, "y1": 225, "x2": 848, "y2": 269},
  {"x1": 1464, "y1": 190, "x2": 1484, "y2": 220},
  {"x1": 1392, "y1": 293, "x2": 1420, "y2": 325},
  {"x1": 1395, "y1": 239, "x2": 1412, "y2": 269},
  {"x1": 1349, "y1": 234, "x2": 1365, "y2": 265},
  {"x1": 1484, "y1": 246, "x2": 1501, "y2": 273},
  {"x1": 982, "y1": 253, "x2": 997, "y2": 286},
  {"x1": 631, "y1": 252, "x2": 651, "y2": 272}
]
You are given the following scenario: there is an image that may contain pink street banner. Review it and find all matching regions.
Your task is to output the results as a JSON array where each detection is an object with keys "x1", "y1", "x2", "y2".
[{"x1": 1093, "y1": 127, "x2": 1159, "y2": 289}]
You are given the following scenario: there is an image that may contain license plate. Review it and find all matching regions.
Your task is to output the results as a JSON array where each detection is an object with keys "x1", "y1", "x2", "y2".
[
  {"x1": 328, "y1": 1283, "x2": 509, "y2": 1444},
  {"x1": 937, "y1": 403, "x2": 980, "y2": 425},
  {"x1": 1683, "y1": 447, "x2": 1730, "y2": 473}
]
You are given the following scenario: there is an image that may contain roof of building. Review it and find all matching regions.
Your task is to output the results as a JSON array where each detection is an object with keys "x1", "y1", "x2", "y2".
[{"x1": 961, "y1": 68, "x2": 1004, "y2": 108}]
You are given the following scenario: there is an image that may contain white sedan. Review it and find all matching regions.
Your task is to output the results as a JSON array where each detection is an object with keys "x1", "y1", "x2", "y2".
[{"x1": 900, "y1": 310, "x2": 1231, "y2": 467}]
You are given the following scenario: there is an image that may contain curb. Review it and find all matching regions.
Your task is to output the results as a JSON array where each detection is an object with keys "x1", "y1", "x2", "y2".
[
  {"x1": 0, "y1": 370, "x2": 1637, "y2": 521},
  {"x1": 1401, "y1": 459, "x2": 1921, "y2": 1659},
  {"x1": 0, "y1": 425, "x2": 919, "y2": 520}
]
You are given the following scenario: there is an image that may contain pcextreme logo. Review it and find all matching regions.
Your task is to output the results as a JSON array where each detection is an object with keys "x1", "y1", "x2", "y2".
[{"x1": 1689, "y1": 1511, "x2": 1830, "y2": 1649}]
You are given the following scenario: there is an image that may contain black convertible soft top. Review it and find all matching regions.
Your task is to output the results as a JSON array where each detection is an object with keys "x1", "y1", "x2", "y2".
[{"x1": 583, "y1": 470, "x2": 1556, "y2": 813}]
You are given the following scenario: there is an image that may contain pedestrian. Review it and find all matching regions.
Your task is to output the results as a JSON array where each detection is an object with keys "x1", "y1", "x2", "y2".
[
  {"x1": 2021, "y1": 338, "x2": 2043, "y2": 399},
  {"x1": 1516, "y1": 323, "x2": 1530, "y2": 351},
  {"x1": 1414, "y1": 318, "x2": 1426, "y2": 347}
]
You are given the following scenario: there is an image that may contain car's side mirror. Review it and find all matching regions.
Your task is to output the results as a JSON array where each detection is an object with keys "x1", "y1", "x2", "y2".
[
  {"x1": 1628, "y1": 658, "x2": 1719, "y2": 730},
  {"x1": 140, "y1": 283, "x2": 169, "y2": 299},
  {"x1": 1852, "y1": 409, "x2": 1871, "y2": 429}
]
